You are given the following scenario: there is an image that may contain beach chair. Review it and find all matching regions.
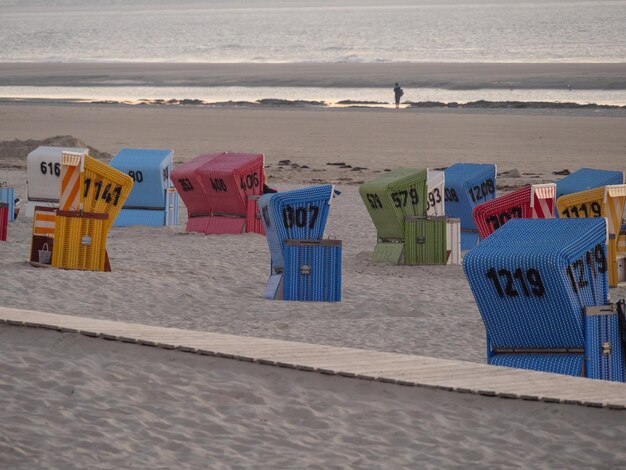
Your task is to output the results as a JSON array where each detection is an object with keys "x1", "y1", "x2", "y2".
[
  {"x1": 109, "y1": 148, "x2": 179, "y2": 227},
  {"x1": 360, "y1": 168, "x2": 460, "y2": 265},
  {"x1": 359, "y1": 168, "x2": 427, "y2": 263},
  {"x1": 259, "y1": 185, "x2": 341, "y2": 301},
  {"x1": 47, "y1": 152, "x2": 133, "y2": 271},
  {"x1": 24, "y1": 146, "x2": 89, "y2": 217},
  {"x1": 172, "y1": 152, "x2": 265, "y2": 234},
  {"x1": 464, "y1": 218, "x2": 625, "y2": 381},
  {"x1": 0, "y1": 184, "x2": 17, "y2": 222},
  {"x1": 555, "y1": 167, "x2": 624, "y2": 203},
  {"x1": 557, "y1": 184, "x2": 626, "y2": 287},
  {"x1": 472, "y1": 183, "x2": 555, "y2": 240},
  {"x1": 444, "y1": 163, "x2": 497, "y2": 250},
  {"x1": 0, "y1": 203, "x2": 7, "y2": 241}
]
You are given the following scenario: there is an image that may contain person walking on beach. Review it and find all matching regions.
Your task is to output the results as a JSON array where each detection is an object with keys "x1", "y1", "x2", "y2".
[{"x1": 393, "y1": 82, "x2": 404, "y2": 108}]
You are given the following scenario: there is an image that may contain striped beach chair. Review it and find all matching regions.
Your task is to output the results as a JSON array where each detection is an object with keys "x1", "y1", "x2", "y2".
[
  {"x1": 110, "y1": 148, "x2": 179, "y2": 227},
  {"x1": 444, "y1": 163, "x2": 497, "y2": 250},
  {"x1": 259, "y1": 185, "x2": 341, "y2": 301},
  {"x1": 47, "y1": 152, "x2": 133, "y2": 271},
  {"x1": 472, "y1": 183, "x2": 556, "y2": 240},
  {"x1": 464, "y1": 218, "x2": 625, "y2": 381},
  {"x1": 557, "y1": 184, "x2": 626, "y2": 287}
]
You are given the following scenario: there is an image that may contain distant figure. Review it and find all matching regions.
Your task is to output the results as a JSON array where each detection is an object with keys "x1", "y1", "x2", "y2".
[{"x1": 393, "y1": 82, "x2": 404, "y2": 108}]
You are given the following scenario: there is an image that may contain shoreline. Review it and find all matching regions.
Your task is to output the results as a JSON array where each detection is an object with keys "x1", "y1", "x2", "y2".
[
  {"x1": 2, "y1": 62, "x2": 626, "y2": 90},
  {"x1": 2, "y1": 97, "x2": 626, "y2": 112}
]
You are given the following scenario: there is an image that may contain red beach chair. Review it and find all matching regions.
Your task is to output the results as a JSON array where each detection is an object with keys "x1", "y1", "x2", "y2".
[
  {"x1": 473, "y1": 183, "x2": 556, "y2": 240},
  {"x1": 172, "y1": 152, "x2": 265, "y2": 234}
]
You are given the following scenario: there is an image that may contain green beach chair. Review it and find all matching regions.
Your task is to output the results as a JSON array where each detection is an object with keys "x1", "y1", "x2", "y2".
[{"x1": 359, "y1": 168, "x2": 428, "y2": 263}]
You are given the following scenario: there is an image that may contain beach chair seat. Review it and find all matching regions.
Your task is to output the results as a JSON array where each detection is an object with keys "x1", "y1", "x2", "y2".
[
  {"x1": 444, "y1": 163, "x2": 497, "y2": 250},
  {"x1": 555, "y1": 167, "x2": 624, "y2": 202},
  {"x1": 557, "y1": 184, "x2": 626, "y2": 287},
  {"x1": 464, "y1": 218, "x2": 624, "y2": 381},
  {"x1": 472, "y1": 183, "x2": 555, "y2": 239},
  {"x1": 259, "y1": 185, "x2": 340, "y2": 301},
  {"x1": 24, "y1": 146, "x2": 89, "y2": 217},
  {"x1": 172, "y1": 152, "x2": 265, "y2": 234},
  {"x1": 109, "y1": 148, "x2": 179, "y2": 227},
  {"x1": 359, "y1": 168, "x2": 428, "y2": 263}
]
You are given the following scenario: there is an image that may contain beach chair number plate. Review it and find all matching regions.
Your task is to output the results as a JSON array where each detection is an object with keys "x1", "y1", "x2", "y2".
[
  {"x1": 282, "y1": 205, "x2": 319, "y2": 229},
  {"x1": 468, "y1": 178, "x2": 495, "y2": 203},
  {"x1": 486, "y1": 206, "x2": 522, "y2": 230}
]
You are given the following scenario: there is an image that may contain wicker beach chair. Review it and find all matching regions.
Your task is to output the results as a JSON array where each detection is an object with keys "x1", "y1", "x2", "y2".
[
  {"x1": 444, "y1": 163, "x2": 497, "y2": 250},
  {"x1": 359, "y1": 168, "x2": 427, "y2": 263},
  {"x1": 472, "y1": 183, "x2": 556, "y2": 240},
  {"x1": 555, "y1": 167, "x2": 624, "y2": 202},
  {"x1": 557, "y1": 184, "x2": 626, "y2": 287},
  {"x1": 464, "y1": 218, "x2": 625, "y2": 381},
  {"x1": 259, "y1": 185, "x2": 341, "y2": 301},
  {"x1": 109, "y1": 148, "x2": 178, "y2": 227},
  {"x1": 49, "y1": 153, "x2": 133, "y2": 272},
  {"x1": 172, "y1": 152, "x2": 265, "y2": 234}
]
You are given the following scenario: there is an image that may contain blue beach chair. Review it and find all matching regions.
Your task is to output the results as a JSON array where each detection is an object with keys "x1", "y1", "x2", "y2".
[
  {"x1": 464, "y1": 218, "x2": 625, "y2": 381},
  {"x1": 110, "y1": 148, "x2": 179, "y2": 227},
  {"x1": 259, "y1": 185, "x2": 341, "y2": 301},
  {"x1": 444, "y1": 163, "x2": 497, "y2": 250},
  {"x1": 555, "y1": 167, "x2": 624, "y2": 203}
]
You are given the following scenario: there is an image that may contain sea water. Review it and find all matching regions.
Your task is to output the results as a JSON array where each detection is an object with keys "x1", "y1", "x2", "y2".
[{"x1": 1, "y1": 0, "x2": 625, "y2": 103}]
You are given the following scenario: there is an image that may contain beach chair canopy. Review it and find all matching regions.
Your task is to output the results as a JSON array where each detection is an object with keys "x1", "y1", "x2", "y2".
[
  {"x1": 259, "y1": 184, "x2": 335, "y2": 273},
  {"x1": 555, "y1": 167, "x2": 624, "y2": 202},
  {"x1": 171, "y1": 153, "x2": 219, "y2": 217},
  {"x1": 25, "y1": 146, "x2": 88, "y2": 216},
  {"x1": 444, "y1": 163, "x2": 497, "y2": 250},
  {"x1": 464, "y1": 218, "x2": 608, "y2": 375},
  {"x1": 472, "y1": 183, "x2": 555, "y2": 239},
  {"x1": 359, "y1": 168, "x2": 428, "y2": 240},
  {"x1": 109, "y1": 148, "x2": 174, "y2": 209},
  {"x1": 557, "y1": 184, "x2": 626, "y2": 287}
]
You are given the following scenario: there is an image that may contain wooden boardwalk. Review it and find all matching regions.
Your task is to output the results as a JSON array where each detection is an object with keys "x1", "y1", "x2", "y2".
[{"x1": 1, "y1": 306, "x2": 625, "y2": 409}]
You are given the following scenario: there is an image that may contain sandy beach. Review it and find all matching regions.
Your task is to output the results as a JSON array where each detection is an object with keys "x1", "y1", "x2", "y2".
[{"x1": 1, "y1": 101, "x2": 626, "y2": 467}]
